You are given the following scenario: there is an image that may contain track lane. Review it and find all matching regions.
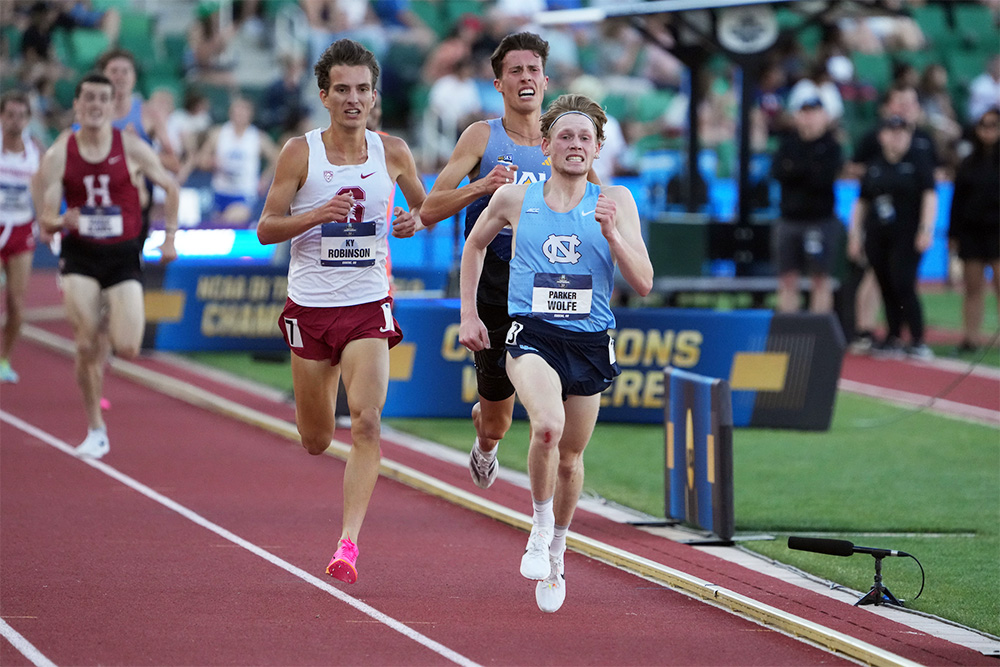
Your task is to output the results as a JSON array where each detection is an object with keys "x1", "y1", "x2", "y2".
[{"x1": 1, "y1": 336, "x2": 852, "y2": 666}]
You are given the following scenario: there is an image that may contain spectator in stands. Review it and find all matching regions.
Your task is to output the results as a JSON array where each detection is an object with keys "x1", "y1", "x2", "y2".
[
  {"x1": 167, "y1": 88, "x2": 212, "y2": 184},
  {"x1": 967, "y1": 54, "x2": 1000, "y2": 123},
  {"x1": 756, "y1": 61, "x2": 790, "y2": 138},
  {"x1": 17, "y1": 1, "x2": 67, "y2": 93},
  {"x1": 636, "y1": 15, "x2": 684, "y2": 91},
  {"x1": 55, "y1": 0, "x2": 120, "y2": 45},
  {"x1": 259, "y1": 53, "x2": 308, "y2": 137},
  {"x1": 184, "y1": 1, "x2": 238, "y2": 88},
  {"x1": 848, "y1": 115, "x2": 937, "y2": 360},
  {"x1": 836, "y1": 12, "x2": 924, "y2": 53},
  {"x1": 421, "y1": 13, "x2": 483, "y2": 84},
  {"x1": 423, "y1": 58, "x2": 484, "y2": 170},
  {"x1": 787, "y1": 61, "x2": 845, "y2": 128},
  {"x1": 569, "y1": 74, "x2": 629, "y2": 184},
  {"x1": 918, "y1": 63, "x2": 962, "y2": 171},
  {"x1": 590, "y1": 19, "x2": 650, "y2": 97},
  {"x1": 948, "y1": 106, "x2": 999, "y2": 354},
  {"x1": 371, "y1": 0, "x2": 434, "y2": 50},
  {"x1": 771, "y1": 95, "x2": 843, "y2": 314},
  {"x1": 197, "y1": 96, "x2": 279, "y2": 225},
  {"x1": 301, "y1": 0, "x2": 389, "y2": 65}
]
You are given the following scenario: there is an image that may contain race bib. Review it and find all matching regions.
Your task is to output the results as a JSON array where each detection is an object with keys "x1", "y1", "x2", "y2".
[
  {"x1": 78, "y1": 206, "x2": 124, "y2": 238},
  {"x1": 0, "y1": 183, "x2": 30, "y2": 212},
  {"x1": 320, "y1": 221, "x2": 376, "y2": 267},
  {"x1": 531, "y1": 273, "x2": 592, "y2": 320}
]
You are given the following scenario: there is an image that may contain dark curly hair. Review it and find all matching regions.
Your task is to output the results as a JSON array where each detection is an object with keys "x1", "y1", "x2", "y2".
[
  {"x1": 313, "y1": 39, "x2": 379, "y2": 92},
  {"x1": 490, "y1": 32, "x2": 549, "y2": 79}
]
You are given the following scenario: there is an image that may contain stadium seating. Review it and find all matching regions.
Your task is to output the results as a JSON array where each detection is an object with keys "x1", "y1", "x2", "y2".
[
  {"x1": 68, "y1": 29, "x2": 111, "y2": 71},
  {"x1": 117, "y1": 11, "x2": 156, "y2": 60}
]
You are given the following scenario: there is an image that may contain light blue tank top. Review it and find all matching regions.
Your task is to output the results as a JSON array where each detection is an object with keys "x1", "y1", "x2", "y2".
[
  {"x1": 508, "y1": 181, "x2": 615, "y2": 333},
  {"x1": 464, "y1": 118, "x2": 551, "y2": 257},
  {"x1": 113, "y1": 96, "x2": 152, "y2": 145}
]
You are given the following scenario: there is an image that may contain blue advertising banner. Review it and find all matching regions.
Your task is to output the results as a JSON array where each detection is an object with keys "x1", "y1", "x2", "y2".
[
  {"x1": 148, "y1": 263, "x2": 289, "y2": 352},
  {"x1": 384, "y1": 300, "x2": 776, "y2": 426}
]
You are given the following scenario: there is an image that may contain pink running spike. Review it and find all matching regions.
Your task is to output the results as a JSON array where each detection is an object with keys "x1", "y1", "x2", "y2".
[{"x1": 326, "y1": 538, "x2": 359, "y2": 584}]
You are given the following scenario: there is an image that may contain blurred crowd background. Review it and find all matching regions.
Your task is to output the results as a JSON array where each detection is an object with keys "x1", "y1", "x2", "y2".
[{"x1": 1, "y1": 0, "x2": 998, "y2": 217}]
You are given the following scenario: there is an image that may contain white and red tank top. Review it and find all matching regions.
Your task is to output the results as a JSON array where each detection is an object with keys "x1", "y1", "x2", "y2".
[
  {"x1": 287, "y1": 128, "x2": 394, "y2": 307},
  {"x1": 0, "y1": 132, "x2": 41, "y2": 227}
]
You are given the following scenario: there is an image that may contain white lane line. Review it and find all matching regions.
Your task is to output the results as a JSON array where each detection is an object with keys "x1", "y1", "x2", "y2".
[
  {"x1": 0, "y1": 619, "x2": 57, "y2": 667},
  {"x1": 0, "y1": 410, "x2": 480, "y2": 667},
  {"x1": 838, "y1": 379, "x2": 1000, "y2": 426}
]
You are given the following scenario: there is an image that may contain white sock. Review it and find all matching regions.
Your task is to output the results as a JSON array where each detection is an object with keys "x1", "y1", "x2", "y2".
[
  {"x1": 474, "y1": 437, "x2": 497, "y2": 460},
  {"x1": 532, "y1": 496, "x2": 554, "y2": 530},
  {"x1": 550, "y1": 523, "x2": 569, "y2": 556}
]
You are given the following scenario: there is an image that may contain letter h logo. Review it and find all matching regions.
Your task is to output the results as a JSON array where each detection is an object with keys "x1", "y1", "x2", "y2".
[{"x1": 83, "y1": 174, "x2": 113, "y2": 207}]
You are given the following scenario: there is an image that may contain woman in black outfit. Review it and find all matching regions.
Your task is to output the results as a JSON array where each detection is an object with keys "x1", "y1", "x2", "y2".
[
  {"x1": 948, "y1": 107, "x2": 1000, "y2": 354},
  {"x1": 848, "y1": 115, "x2": 938, "y2": 359}
]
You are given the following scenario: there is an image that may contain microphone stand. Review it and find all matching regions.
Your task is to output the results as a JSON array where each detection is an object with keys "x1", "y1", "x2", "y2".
[{"x1": 855, "y1": 553, "x2": 903, "y2": 607}]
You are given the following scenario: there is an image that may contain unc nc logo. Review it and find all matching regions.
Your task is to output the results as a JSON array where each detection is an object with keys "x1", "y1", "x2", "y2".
[{"x1": 542, "y1": 234, "x2": 581, "y2": 264}]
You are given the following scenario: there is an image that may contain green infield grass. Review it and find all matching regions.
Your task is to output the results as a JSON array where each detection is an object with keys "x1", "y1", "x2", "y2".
[
  {"x1": 182, "y1": 288, "x2": 999, "y2": 635},
  {"x1": 185, "y1": 348, "x2": 999, "y2": 636}
]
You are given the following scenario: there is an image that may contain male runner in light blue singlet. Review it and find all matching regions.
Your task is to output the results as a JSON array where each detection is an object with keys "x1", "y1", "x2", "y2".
[
  {"x1": 459, "y1": 94, "x2": 652, "y2": 613},
  {"x1": 422, "y1": 33, "x2": 598, "y2": 490}
]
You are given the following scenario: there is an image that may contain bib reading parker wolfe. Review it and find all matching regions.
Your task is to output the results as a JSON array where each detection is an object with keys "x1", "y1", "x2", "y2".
[
  {"x1": 531, "y1": 273, "x2": 593, "y2": 320},
  {"x1": 77, "y1": 205, "x2": 124, "y2": 238},
  {"x1": 320, "y1": 221, "x2": 376, "y2": 267}
]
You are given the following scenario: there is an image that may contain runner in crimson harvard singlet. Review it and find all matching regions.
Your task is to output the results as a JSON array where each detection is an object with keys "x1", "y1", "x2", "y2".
[
  {"x1": 35, "y1": 73, "x2": 180, "y2": 460},
  {"x1": 256, "y1": 39, "x2": 428, "y2": 586}
]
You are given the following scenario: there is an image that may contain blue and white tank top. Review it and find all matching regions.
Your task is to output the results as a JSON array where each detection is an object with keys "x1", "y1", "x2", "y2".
[
  {"x1": 508, "y1": 181, "x2": 615, "y2": 333},
  {"x1": 113, "y1": 96, "x2": 152, "y2": 145},
  {"x1": 287, "y1": 128, "x2": 394, "y2": 307},
  {"x1": 464, "y1": 117, "x2": 551, "y2": 260}
]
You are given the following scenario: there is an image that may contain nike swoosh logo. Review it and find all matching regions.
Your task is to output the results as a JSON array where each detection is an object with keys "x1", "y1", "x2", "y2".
[
  {"x1": 108, "y1": 156, "x2": 122, "y2": 164},
  {"x1": 361, "y1": 171, "x2": 376, "y2": 179},
  {"x1": 582, "y1": 209, "x2": 595, "y2": 217}
]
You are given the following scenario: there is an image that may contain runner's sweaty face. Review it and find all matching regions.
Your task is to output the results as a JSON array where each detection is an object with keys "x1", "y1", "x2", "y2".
[
  {"x1": 102, "y1": 57, "x2": 137, "y2": 100},
  {"x1": 0, "y1": 100, "x2": 30, "y2": 135},
  {"x1": 542, "y1": 113, "x2": 599, "y2": 176},
  {"x1": 74, "y1": 82, "x2": 114, "y2": 129},
  {"x1": 320, "y1": 65, "x2": 375, "y2": 128},
  {"x1": 495, "y1": 50, "x2": 547, "y2": 114}
]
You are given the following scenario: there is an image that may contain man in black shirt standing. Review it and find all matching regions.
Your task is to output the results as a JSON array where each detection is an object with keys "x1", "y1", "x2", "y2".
[
  {"x1": 843, "y1": 82, "x2": 940, "y2": 349},
  {"x1": 847, "y1": 115, "x2": 938, "y2": 360},
  {"x1": 771, "y1": 95, "x2": 844, "y2": 313}
]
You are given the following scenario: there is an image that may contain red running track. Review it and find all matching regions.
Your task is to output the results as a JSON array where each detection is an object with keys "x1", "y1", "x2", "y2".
[
  {"x1": 840, "y1": 353, "x2": 1000, "y2": 416},
  {"x1": 1, "y1": 269, "x2": 991, "y2": 665},
  {"x1": 2, "y1": 337, "x2": 855, "y2": 666}
]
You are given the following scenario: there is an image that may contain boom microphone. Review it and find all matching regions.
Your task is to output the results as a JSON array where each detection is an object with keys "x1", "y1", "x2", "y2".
[{"x1": 787, "y1": 536, "x2": 909, "y2": 558}]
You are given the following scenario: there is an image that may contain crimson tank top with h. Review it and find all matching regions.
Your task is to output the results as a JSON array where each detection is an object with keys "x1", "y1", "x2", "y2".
[{"x1": 63, "y1": 128, "x2": 143, "y2": 244}]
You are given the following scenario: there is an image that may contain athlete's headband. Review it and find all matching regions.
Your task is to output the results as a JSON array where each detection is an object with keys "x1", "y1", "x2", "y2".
[{"x1": 549, "y1": 110, "x2": 598, "y2": 131}]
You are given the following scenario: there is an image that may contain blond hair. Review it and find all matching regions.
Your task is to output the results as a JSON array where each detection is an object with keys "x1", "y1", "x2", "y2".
[{"x1": 539, "y1": 94, "x2": 607, "y2": 144}]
